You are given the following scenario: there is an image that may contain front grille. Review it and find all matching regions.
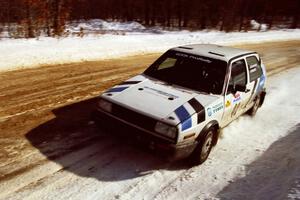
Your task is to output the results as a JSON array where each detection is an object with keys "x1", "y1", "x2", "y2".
[{"x1": 112, "y1": 103, "x2": 157, "y2": 132}]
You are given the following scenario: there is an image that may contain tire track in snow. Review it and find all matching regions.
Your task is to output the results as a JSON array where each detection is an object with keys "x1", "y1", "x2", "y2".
[
  {"x1": 0, "y1": 41, "x2": 299, "y2": 199},
  {"x1": 0, "y1": 136, "x2": 116, "y2": 200},
  {"x1": 5, "y1": 141, "x2": 120, "y2": 200}
]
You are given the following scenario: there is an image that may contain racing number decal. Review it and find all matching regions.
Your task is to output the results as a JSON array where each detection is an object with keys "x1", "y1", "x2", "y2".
[{"x1": 231, "y1": 103, "x2": 241, "y2": 117}]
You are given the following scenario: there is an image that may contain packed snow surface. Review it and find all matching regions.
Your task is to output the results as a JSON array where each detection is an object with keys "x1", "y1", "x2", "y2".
[
  {"x1": 0, "y1": 28, "x2": 300, "y2": 72},
  {"x1": 0, "y1": 19, "x2": 299, "y2": 199},
  {"x1": 1, "y1": 67, "x2": 300, "y2": 200}
]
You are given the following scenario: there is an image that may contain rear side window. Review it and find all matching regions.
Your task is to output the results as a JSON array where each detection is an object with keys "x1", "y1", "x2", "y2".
[
  {"x1": 231, "y1": 59, "x2": 247, "y2": 86},
  {"x1": 227, "y1": 59, "x2": 247, "y2": 94},
  {"x1": 246, "y1": 56, "x2": 263, "y2": 82}
]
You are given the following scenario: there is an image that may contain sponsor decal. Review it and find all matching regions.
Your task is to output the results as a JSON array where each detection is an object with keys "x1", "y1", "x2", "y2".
[
  {"x1": 231, "y1": 103, "x2": 241, "y2": 117},
  {"x1": 207, "y1": 102, "x2": 223, "y2": 117},
  {"x1": 233, "y1": 93, "x2": 241, "y2": 103},
  {"x1": 212, "y1": 102, "x2": 224, "y2": 113},
  {"x1": 244, "y1": 80, "x2": 258, "y2": 108},
  {"x1": 144, "y1": 86, "x2": 179, "y2": 99},
  {"x1": 226, "y1": 100, "x2": 231, "y2": 108},
  {"x1": 207, "y1": 108, "x2": 212, "y2": 117},
  {"x1": 175, "y1": 52, "x2": 212, "y2": 63}
]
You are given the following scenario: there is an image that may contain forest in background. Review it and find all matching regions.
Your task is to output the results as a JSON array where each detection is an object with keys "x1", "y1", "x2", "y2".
[{"x1": 0, "y1": 0, "x2": 299, "y2": 38}]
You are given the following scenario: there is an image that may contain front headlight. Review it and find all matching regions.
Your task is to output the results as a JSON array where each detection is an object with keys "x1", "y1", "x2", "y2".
[
  {"x1": 98, "y1": 99, "x2": 112, "y2": 113},
  {"x1": 155, "y1": 122, "x2": 177, "y2": 139}
]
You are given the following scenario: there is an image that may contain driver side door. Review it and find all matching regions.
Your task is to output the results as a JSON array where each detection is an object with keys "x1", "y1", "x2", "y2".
[{"x1": 222, "y1": 58, "x2": 252, "y2": 126}]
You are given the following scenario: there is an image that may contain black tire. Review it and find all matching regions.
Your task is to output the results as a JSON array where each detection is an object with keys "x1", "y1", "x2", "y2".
[
  {"x1": 191, "y1": 129, "x2": 215, "y2": 165},
  {"x1": 248, "y1": 95, "x2": 261, "y2": 116}
]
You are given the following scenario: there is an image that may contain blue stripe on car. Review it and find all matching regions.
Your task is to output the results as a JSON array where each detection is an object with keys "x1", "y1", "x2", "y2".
[
  {"x1": 256, "y1": 75, "x2": 265, "y2": 94},
  {"x1": 106, "y1": 87, "x2": 129, "y2": 93},
  {"x1": 175, "y1": 105, "x2": 192, "y2": 131},
  {"x1": 181, "y1": 118, "x2": 192, "y2": 131}
]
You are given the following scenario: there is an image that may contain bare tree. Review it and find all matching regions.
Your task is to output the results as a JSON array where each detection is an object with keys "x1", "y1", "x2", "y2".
[{"x1": 0, "y1": 0, "x2": 298, "y2": 38}]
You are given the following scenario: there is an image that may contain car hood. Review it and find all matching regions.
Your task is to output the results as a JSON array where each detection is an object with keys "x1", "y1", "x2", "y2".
[{"x1": 102, "y1": 74, "x2": 219, "y2": 125}]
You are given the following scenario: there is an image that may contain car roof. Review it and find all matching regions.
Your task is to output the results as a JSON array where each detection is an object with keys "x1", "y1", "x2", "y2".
[{"x1": 171, "y1": 44, "x2": 256, "y2": 62}]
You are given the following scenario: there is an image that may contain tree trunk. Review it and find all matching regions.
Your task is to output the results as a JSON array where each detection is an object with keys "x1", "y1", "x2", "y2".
[
  {"x1": 239, "y1": 17, "x2": 244, "y2": 31},
  {"x1": 53, "y1": 0, "x2": 61, "y2": 36},
  {"x1": 291, "y1": 1, "x2": 300, "y2": 29},
  {"x1": 25, "y1": 0, "x2": 34, "y2": 38},
  {"x1": 166, "y1": 6, "x2": 171, "y2": 27},
  {"x1": 177, "y1": 0, "x2": 182, "y2": 28},
  {"x1": 144, "y1": 0, "x2": 149, "y2": 25},
  {"x1": 200, "y1": 16, "x2": 206, "y2": 30},
  {"x1": 291, "y1": 15, "x2": 299, "y2": 29},
  {"x1": 268, "y1": 15, "x2": 274, "y2": 30}
]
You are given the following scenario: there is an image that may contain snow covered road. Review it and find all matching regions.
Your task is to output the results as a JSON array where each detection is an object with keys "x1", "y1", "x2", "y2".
[
  {"x1": 1, "y1": 30, "x2": 300, "y2": 72},
  {"x1": 0, "y1": 41, "x2": 299, "y2": 200}
]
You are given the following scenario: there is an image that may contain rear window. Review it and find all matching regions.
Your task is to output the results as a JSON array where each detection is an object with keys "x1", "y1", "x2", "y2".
[{"x1": 246, "y1": 56, "x2": 263, "y2": 82}]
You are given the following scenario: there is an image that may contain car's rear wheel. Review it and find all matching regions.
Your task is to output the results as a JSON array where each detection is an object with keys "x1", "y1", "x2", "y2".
[
  {"x1": 248, "y1": 95, "x2": 261, "y2": 116},
  {"x1": 191, "y1": 129, "x2": 215, "y2": 165}
]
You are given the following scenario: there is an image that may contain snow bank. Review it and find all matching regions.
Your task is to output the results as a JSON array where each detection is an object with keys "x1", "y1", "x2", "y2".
[
  {"x1": 0, "y1": 30, "x2": 300, "y2": 72},
  {"x1": 66, "y1": 19, "x2": 146, "y2": 33},
  {"x1": 250, "y1": 20, "x2": 268, "y2": 31}
]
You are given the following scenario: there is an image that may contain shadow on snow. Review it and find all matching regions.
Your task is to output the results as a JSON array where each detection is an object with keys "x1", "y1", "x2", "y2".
[
  {"x1": 216, "y1": 123, "x2": 300, "y2": 200},
  {"x1": 25, "y1": 97, "x2": 190, "y2": 182}
]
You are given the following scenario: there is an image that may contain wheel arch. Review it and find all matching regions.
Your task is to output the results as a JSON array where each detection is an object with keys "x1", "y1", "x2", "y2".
[{"x1": 196, "y1": 120, "x2": 220, "y2": 146}]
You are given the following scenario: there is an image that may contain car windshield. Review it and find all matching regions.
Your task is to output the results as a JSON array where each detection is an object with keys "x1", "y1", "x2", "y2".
[{"x1": 144, "y1": 50, "x2": 227, "y2": 94}]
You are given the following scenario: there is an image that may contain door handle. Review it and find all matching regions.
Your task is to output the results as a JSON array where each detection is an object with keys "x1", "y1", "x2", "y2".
[{"x1": 245, "y1": 89, "x2": 251, "y2": 93}]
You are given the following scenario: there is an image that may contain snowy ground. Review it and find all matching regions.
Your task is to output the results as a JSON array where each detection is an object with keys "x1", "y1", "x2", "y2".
[
  {"x1": 138, "y1": 67, "x2": 300, "y2": 200},
  {"x1": 0, "y1": 55, "x2": 299, "y2": 200},
  {"x1": 0, "y1": 28, "x2": 300, "y2": 72},
  {"x1": 0, "y1": 21, "x2": 299, "y2": 199}
]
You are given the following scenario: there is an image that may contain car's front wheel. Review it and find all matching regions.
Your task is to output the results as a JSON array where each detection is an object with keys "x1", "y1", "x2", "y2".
[{"x1": 191, "y1": 129, "x2": 215, "y2": 165}]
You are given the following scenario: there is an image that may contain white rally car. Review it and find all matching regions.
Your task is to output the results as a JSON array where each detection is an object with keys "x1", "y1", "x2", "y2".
[{"x1": 93, "y1": 44, "x2": 267, "y2": 165}]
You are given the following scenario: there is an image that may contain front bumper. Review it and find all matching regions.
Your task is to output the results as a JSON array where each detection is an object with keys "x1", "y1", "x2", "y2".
[{"x1": 92, "y1": 109, "x2": 197, "y2": 161}]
